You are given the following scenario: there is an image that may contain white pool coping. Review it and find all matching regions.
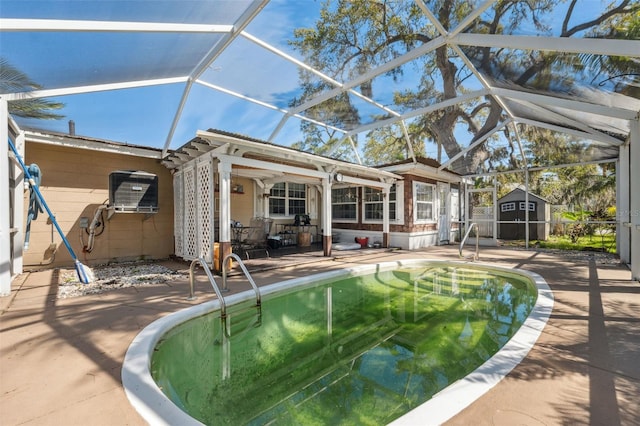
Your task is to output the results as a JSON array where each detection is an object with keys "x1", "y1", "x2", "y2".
[{"x1": 122, "y1": 259, "x2": 554, "y2": 426}]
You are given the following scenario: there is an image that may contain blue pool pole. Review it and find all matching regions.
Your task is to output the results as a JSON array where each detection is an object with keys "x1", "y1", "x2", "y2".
[{"x1": 8, "y1": 138, "x2": 94, "y2": 283}]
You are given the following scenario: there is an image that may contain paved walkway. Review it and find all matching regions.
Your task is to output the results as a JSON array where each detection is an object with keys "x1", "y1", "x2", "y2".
[{"x1": 1, "y1": 246, "x2": 638, "y2": 425}]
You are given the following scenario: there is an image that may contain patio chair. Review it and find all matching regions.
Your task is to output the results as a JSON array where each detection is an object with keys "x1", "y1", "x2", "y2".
[{"x1": 242, "y1": 217, "x2": 272, "y2": 259}]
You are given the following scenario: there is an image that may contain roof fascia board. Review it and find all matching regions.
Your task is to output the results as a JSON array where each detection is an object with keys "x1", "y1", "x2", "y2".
[
  {"x1": 217, "y1": 153, "x2": 327, "y2": 179},
  {"x1": 3, "y1": 76, "x2": 187, "y2": 101},
  {"x1": 452, "y1": 33, "x2": 640, "y2": 58},
  {"x1": 340, "y1": 175, "x2": 393, "y2": 189},
  {"x1": 24, "y1": 131, "x2": 163, "y2": 159},
  {"x1": 492, "y1": 87, "x2": 638, "y2": 119},
  {"x1": 0, "y1": 18, "x2": 233, "y2": 33},
  {"x1": 515, "y1": 117, "x2": 623, "y2": 146},
  {"x1": 379, "y1": 163, "x2": 461, "y2": 182},
  {"x1": 196, "y1": 130, "x2": 400, "y2": 180}
]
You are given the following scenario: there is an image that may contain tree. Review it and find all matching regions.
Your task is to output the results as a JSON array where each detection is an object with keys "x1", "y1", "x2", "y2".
[
  {"x1": 290, "y1": 0, "x2": 638, "y2": 172},
  {"x1": 0, "y1": 58, "x2": 64, "y2": 120}
]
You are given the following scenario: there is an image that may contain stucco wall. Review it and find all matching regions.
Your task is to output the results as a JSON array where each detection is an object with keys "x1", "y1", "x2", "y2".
[{"x1": 22, "y1": 142, "x2": 174, "y2": 269}]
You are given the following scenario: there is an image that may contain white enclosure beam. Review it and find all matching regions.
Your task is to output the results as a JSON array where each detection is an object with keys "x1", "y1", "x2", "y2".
[
  {"x1": 286, "y1": 36, "x2": 448, "y2": 116},
  {"x1": 161, "y1": 0, "x2": 268, "y2": 155},
  {"x1": 347, "y1": 90, "x2": 489, "y2": 136},
  {"x1": 507, "y1": 98, "x2": 629, "y2": 145},
  {"x1": 0, "y1": 18, "x2": 233, "y2": 33},
  {"x1": 2, "y1": 77, "x2": 187, "y2": 101},
  {"x1": 452, "y1": 33, "x2": 640, "y2": 58},
  {"x1": 515, "y1": 118, "x2": 624, "y2": 146},
  {"x1": 492, "y1": 88, "x2": 639, "y2": 120}
]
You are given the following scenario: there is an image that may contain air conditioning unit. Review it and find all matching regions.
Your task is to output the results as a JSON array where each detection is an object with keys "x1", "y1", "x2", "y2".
[{"x1": 109, "y1": 170, "x2": 158, "y2": 213}]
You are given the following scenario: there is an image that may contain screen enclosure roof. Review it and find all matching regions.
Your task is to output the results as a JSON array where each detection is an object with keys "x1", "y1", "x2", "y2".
[{"x1": 1, "y1": 0, "x2": 639, "y2": 176}]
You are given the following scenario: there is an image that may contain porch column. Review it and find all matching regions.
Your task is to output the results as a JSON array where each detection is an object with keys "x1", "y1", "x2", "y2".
[
  {"x1": 263, "y1": 183, "x2": 273, "y2": 218},
  {"x1": 321, "y1": 177, "x2": 332, "y2": 256},
  {"x1": 382, "y1": 186, "x2": 390, "y2": 248},
  {"x1": 630, "y1": 118, "x2": 639, "y2": 281},
  {"x1": 1, "y1": 99, "x2": 10, "y2": 295},
  {"x1": 217, "y1": 160, "x2": 232, "y2": 272},
  {"x1": 617, "y1": 142, "x2": 630, "y2": 264}
]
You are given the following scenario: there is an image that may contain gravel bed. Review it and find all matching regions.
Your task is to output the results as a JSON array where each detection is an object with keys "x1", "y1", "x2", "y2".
[
  {"x1": 511, "y1": 247, "x2": 621, "y2": 265},
  {"x1": 58, "y1": 262, "x2": 187, "y2": 299}
]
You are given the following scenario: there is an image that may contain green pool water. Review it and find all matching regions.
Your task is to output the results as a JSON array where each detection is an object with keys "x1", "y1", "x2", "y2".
[{"x1": 151, "y1": 265, "x2": 537, "y2": 425}]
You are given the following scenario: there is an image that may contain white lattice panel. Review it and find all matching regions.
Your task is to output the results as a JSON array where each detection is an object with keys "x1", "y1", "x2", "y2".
[
  {"x1": 173, "y1": 171, "x2": 184, "y2": 257},
  {"x1": 197, "y1": 159, "x2": 213, "y2": 263},
  {"x1": 184, "y1": 166, "x2": 197, "y2": 259}
]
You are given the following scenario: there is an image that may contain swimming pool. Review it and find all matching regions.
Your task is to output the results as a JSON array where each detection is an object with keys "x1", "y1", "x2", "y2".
[{"x1": 122, "y1": 259, "x2": 553, "y2": 425}]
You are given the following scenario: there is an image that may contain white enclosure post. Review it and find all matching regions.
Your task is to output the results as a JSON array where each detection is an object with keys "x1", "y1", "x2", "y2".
[
  {"x1": 322, "y1": 177, "x2": 332, "y2": 256},
  {"x1": 218, "y1": 161, "x2": 231, "y2": 244},
  {"x1": 617, "y1": 142, "x2": 630, "y2": 264},
  {"x1": 525, "y1": 168, "x2": 530, "y2": 249},
  {"x1": 630, "y1": 119, "x2": 640, "y2": 281},
  {"x1": 10, "y1": 130, "x2": 25, "y2": 276},
  {"x1": 383, "y1": 185, "x2": 390, "y2": 247},
  {"x1": 1, "y1": 99, "x2": 11, "y2": 295}
]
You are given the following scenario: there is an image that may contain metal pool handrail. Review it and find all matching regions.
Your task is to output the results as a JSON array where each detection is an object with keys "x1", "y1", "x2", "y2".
[
  {"x1": 222, "y1": 253, "x2": 262, "y2": 309},
  {"x1": 459, "y1": 223, "x2": 479, "y2": 261},
  {"x1": 188, "y1": 257, "x2": 228, "y2": 318}
]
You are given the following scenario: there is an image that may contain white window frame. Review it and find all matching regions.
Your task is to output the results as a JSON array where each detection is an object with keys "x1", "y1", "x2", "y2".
[
  {"x1": 501, "y1": 202, "x2": 516, "y2": 212},
  {"x1": 362, "y1": 184, "x2": 399, "y2": 223},
  {"x1": 269, "y1": 182, "x2": 307, "y2": 217},
  {"x1": 413, "y1": 181, "x2": 436, "y2": 224},
  {"x1": 519, "y1": 201, "x2": 535, "y2": 211},
  {"x1": 332, "y1": 187, "x2": 358, "y2": 223}
]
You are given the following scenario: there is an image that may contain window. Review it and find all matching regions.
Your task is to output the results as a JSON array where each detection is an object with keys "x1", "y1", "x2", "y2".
[
  {"x1": 332, "y1": 187, "x2": 357, "y2": 221},
  {"x1": 363, "y1": 185, "x2": 397, "y2": 221},
  {"x1": 501, "y1": 202, "x2": 516, "y2": 212},
  {"x1": 414, "y1": 182, "x2": 435, "y2": 222},
  {"x1": 519, "y1": 202, "x2": 536, "y2": 211},
  {"x1": 269, "y1": 182, "x2": 306, "y2": 216}
]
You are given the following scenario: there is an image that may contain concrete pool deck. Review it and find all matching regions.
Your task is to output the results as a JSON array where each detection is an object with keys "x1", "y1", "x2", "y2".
[{"x1": 1, "y1": 246, "x2": 638, "y2": 425}]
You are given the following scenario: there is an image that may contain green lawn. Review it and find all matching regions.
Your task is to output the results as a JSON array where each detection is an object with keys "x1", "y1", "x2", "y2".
[{"x1": 503, "y1": 231, "x2": 617, "y2": 254}]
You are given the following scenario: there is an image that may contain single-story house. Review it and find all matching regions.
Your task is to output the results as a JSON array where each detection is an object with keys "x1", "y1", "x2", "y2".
[
  {"x1": 8, "y1": 125, "x2": 466, "y2": 277},
  {"x1": 165, "y1": 130, "x2": 465, "y2": 270}
]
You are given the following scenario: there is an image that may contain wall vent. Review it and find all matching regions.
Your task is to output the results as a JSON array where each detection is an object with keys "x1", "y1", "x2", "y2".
[{"x1": 109, "y1": 170, "x2": 158, "y2": 213}]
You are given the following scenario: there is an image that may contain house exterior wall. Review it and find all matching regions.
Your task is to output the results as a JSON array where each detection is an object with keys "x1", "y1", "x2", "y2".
[
  {"x1": 22, "y1": 142, "x2": 174, "y2": 269},
  {"x1": 333, "y1": 174, "x2": 455, "y2": 249}
]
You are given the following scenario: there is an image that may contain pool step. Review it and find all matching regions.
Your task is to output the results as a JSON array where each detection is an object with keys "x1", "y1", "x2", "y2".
[{"x1": 411, "y1": 268, "x2": 495, "y2": 294}]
